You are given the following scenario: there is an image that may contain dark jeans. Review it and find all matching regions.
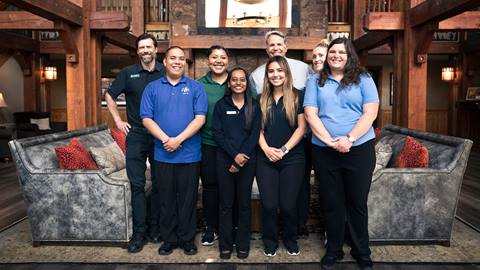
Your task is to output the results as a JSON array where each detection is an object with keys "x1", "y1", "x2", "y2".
[
  {"x1": 216, "y1": 150, "x2": 255, "y2": 252},
  {"x1": 200, "y1": 144, "x2": 219, "y2": 233},
  {"x1": 256, "y1": 155, "x2": 305, "y2": 250},
  {"x1": 125, "y1": 127, "x2": 159, "y2": 235},
  {"x1": 312, "y1": 140, "x2": 375, "y2": 258},
  {"x1": 297, "y1": 136, "x2": 313, "y2": 228},
  {"x1": 155, "y1": 161, "x2": 200, "y2": 245}
]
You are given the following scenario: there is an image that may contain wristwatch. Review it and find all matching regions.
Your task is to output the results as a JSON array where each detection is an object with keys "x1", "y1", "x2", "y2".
[
  {"x1": 281, "y1": 145, "x2": 289, "y2": 154},
  {"x1": 347, "y1": 134, "x2": 356, "y2": 143}
]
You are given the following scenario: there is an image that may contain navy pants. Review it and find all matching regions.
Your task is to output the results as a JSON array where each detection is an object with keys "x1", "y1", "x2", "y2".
[
  {"x1": 125, "y1": 127, "x2": 159, "y2": 235},
  {"x1": 200, "y1": 144, "x2": 219, "y2": 233}
]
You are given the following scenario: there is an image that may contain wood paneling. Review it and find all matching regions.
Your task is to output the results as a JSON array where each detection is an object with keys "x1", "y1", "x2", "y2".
[
  {"x1": 379, "y1": 109, "x2": 448, "y2": 134},
  {"x1": 51, "y1": 107, "x2": 127, "y2": 128}
]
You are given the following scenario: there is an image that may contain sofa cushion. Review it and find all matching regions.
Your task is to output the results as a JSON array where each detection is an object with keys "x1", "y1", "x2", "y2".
[
  {"x1": 110, "y1": 128, "x2": 126, "y2": 155},
  {"x1": 374, "y1": 139, "x2": 392, "y2": 174},
  {"x1": 30, "y1": 117, "x2": 51, "y2": 130},
  {"x1": 107, "y1": 168, "x2": 152, "y2": 193},
  {"x1": 395, "y1": 136, "x2": 429, "y2": 168},
  {"x1": 89, "y1": 142, "x2": 126, "y2": 174},
  {"x1": 55, "y1": 137, "x2": 98, "y2": 170}
]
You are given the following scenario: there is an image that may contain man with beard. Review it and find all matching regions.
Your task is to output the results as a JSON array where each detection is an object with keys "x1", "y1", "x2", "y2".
[{"x1": 106, "y1": 33, "x2": 165, "y2": 253}]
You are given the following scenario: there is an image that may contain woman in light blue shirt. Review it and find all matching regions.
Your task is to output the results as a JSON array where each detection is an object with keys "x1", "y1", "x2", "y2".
[{"x1": 303, "y1": 37, "x2": 378, "y2": 270}]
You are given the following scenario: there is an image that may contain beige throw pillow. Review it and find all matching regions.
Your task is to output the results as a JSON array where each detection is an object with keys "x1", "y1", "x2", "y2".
[
  {"x1": 374, "y1": 140, "x2": 392, "y2": 175},
  {"x1": 89, "y1": 142, "x2": 126, "y2": 175},
  {"x1": 30, "y1": 117, "x2": 51, "y2": 130}
]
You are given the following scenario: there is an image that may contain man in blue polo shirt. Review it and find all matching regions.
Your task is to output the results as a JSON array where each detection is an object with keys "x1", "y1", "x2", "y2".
[{"x1": 140, "y1": 46, "x2": 207, "y2": 256}]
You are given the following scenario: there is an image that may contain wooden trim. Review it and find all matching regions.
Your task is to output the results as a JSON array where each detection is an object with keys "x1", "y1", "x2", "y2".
[
  {"x1": 0, "y1": 30, "x2": 39, "y2": 52},
  {"x1": 130, "y1": 0, "x2": 144, "y2": 35},
  {"x1": 103, "y1": 31, "x2": 137, "y2": 51},
  {"x1": 409, "y1": 0, "x2": 480, "y2": 28},
  {"x1": 145, "y1": 22, "x2": 170, "y2": 31},
  {"x1": 55, "y1": 20, "x2": 79, "y2": 63},
  {"x1": 171, "y1": 35, "x2": 319, "y2": 50},
  {"x1": 90, "y1": 11, "x2": 130, "y2": 30},
  {"x1": 1, "y1": 0, "x2": 83, "y2": 26},
  {"x1": 438, "y1": 11, "x2": 480, "y2": 30},
  {"x1": 327, "y1": 23, "x2": 351, "y2": 32},
  {"x1": 353, "y1": 31, "x2": 393, "y2": 52},
  {"x1": 219, "y1": 0, "x2": 227, "y2": 28},
  {"x1": 279, "y1": 0, "x2": 288, "y2": 28}
]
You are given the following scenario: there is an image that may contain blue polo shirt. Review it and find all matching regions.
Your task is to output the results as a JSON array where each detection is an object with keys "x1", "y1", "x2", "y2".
[
  {"x1": 303, "y1": 73, "x2": 379, "y2": 147},
  {"x1": 140, "y1": 75, "x2": 208, "y2": 163}
]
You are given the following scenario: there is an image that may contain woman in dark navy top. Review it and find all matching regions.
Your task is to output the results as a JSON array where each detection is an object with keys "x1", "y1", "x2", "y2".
[
  {"x1": 257, "y1": 55, "x2": 306, "y2": 257},
  {"x1": 213, "y1": 67, "x2": 261, "y2": 260}
]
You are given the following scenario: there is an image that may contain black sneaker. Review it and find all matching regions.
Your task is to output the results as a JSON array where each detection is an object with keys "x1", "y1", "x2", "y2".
[
  {"x1": 127, "y1": 233, "x2": 147, "y2": 253},
  {"x1": 158, "y1": 242, "x2": 178, "y2": 256},
  {"x1": 236, "y1": 249, "x2": 249, "y2": 259},
  {"x1": 182, "y1": 241, "x2": 198, "y2": 255},
  {"x1": 147, "y1": 226, "x2": 162, "y2": 243},
  {"x1": 201, "y1": 230, "x2": 217, "y2": 246},
  {"x1": 219, "y1": 250, "x2": 232, "y2": 260},
  {"x1": 263, "y1": 247, "x2": 277, "y2": 257},
  {"x1": 320, "y1": 253, "x2": 344, "y2": 270},
  {"x1": 352, "y1": 254, "x2": 373, "y2": 270},
  {"x1": 286, "y1": 243, "x2": 300, "y2": 256}
]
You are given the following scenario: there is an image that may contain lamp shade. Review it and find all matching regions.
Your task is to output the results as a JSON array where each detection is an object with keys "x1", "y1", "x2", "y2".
[
  {"x1": 44, "y1": 66, "x2": 57, "y2": 80},
  {"x1": 0, "y1": 93, "x2": 7, "y2": 107},
  {"x1": 442, "y1": 67, "x2": 455, "y2": 82}
]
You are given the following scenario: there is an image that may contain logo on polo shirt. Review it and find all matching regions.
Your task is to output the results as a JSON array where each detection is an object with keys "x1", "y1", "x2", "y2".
[
  {"x1": 181, "y1": 87, "x2": 190, "y2": 95},
  {"x1": 130, "y1": 74, "x2": 140, "y2": 78}
]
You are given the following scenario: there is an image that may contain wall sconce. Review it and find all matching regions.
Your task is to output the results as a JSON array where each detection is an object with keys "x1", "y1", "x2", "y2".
[
  {"x1": 43, "y1": 66, "x2": 57, "y2": 80},
  {"x1": 441, "y1": 67, "x2": 455, "y2": 82}
]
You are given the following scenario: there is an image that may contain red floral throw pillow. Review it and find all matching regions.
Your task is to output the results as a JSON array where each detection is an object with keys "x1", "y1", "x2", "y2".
[
  {"x1": 55, "y1": 137, "x2": 97, "y2": 170},
  {"x1": 395, "y1": 136, "x2": 429, "y2": 168},
  {"x1": 110, "y1": 128, "x2": 126, "y2": 155}
]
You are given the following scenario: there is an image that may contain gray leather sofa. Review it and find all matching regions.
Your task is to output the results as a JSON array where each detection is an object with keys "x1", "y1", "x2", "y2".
[
  {"x1": 8, "y1": 125, "x2": 146, "y2": 247},
  {"x1": 369, "y1": 125, "x2": 473, "y2": 246}
]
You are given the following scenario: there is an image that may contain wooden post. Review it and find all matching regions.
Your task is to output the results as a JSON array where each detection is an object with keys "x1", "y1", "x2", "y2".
[
  {"x1": 131, "y1": 0, "x2": 144, "y2": 35},
  {"x1": 23, "y1": 51, "x2": 40, "y2": 112}
]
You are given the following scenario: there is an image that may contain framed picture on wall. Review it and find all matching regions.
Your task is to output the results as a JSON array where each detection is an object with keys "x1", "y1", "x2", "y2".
[
  {"x1": 101, "y1": 78, "x2": 125, "y2": 106},
  {"x1": 466, "y1": 87, "x2": 480, "y2": 100}
]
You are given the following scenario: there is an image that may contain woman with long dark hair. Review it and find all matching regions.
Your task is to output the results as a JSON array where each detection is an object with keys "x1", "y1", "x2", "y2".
[
  {"x1": 304, "y1": 37, "x2": 379, "y2": 270},
  {"x1": 257, "y1": 55, "x2": 306, "y2": 257},
  {"x1": 213, "y1": 67, "x2": 261, "y2": 259}
]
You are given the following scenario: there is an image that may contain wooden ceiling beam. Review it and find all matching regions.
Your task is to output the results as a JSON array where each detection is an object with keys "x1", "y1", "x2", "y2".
[
  {"x1": 352, "y1": 31, "x2": 393, "y2": 52},
  {"x1": 0, "y1": 30, "x2": 38, "y2": 51},
  {"x1": 40, "y1": 40, "x2": 65, "y2": 54},
  {"x1": 0, "y1": 11, "x2": 129, "y2": 30},
  {"x1": 171, "y1": 35, "x2": 319, "y2": 50},
  {"x1": 103, "y1": 31, "x2": 137, "y2": 51},
  {"x1": 1, "y1": 0, "x2": 83, "y2": 26},
  {"x1": 365, "y1": 11, "x2": 480, "y2": 31},
  {"x1": 54, "y1": 20, "x2": 79, "y2": 62},
  {"x1": 409, "y1": 0, "x2": 480, "y2": 28}
]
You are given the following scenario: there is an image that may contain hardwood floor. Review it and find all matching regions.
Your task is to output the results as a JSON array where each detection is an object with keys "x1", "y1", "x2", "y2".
[
  {"x1": 0, "y1": 263, "x2": 478, "y2": 270},
  {"x1": 456, "y1": 143, "x2": 480, "y2": 231},
  {"x1": 0, "y1": 162, "x2": 27, "y2": 232}
]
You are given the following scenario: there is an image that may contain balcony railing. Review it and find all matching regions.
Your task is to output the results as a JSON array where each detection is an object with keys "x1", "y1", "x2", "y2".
[
  {"x1": 99, "y1": 0, "x2": 131, "y2": 18},
  {"x1": 146, "y1": 0, "x2": 169, "y2": 23},
  {"x1": 366, "y1": 0, "x2": 398, "y2": 12},
  {"x1": 329, "y1": 0, "x2": 349, "y2": 23}
]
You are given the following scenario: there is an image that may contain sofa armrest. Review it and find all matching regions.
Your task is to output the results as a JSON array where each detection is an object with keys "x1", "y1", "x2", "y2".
[{"x1": 17, "y1": 123, "x2": 40, "y2": 132}]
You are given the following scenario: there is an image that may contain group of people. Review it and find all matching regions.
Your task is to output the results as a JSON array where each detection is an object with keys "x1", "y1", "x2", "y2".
[{"x1": 106, "y1": 30, "x2": 378, "y2": 270}]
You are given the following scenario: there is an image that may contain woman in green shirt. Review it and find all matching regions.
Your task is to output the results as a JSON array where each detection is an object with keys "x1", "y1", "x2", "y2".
[{"x1": 197, "y1": 45, "x2": 229, "y2": 245}]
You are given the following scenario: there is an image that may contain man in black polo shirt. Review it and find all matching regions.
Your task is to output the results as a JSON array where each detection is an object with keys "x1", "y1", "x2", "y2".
[{"x1": 106, "y1": 33, "x2": 166, "y2": 253}]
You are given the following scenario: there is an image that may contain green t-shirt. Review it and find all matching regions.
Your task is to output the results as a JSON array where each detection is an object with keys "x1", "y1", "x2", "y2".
[{"x1": 198, "y1": 72, "x2": 227, "y2": 146}]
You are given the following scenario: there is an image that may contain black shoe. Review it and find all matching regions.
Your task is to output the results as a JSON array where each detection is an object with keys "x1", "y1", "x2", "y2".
[
  {"x1": 263, "y1": 247, "x2": 277, "y2": 257},
  {"x1": 182, "y1": 241, "x2": 198, "y2": 255},
  {"x1": 352, "y1": 254, "x2": 373, "y2": 270},
  {"x1": 201, "y1": 229, "x2": 217, "y2": 246},
  {"x1": 127, "y1": 233, "x2": 147, "y2": 253},
  {"x1": 219, "y1": 250, "x2": 232, "y2": 260},
  {"x1": 286, "y1": 243, "x2": 300, "y2": 256},
  {"x1": 298, "y1": 225, "x2": 309, "y2": 239},
  {"x1": 236, "y1": 250, "x2": 249, "y2": 259},
  {"x1": 320, "y1": 253, "x2": 344, "y2": 270},
  {"x1": 158, "y1": 242, "x2": 178, "y2": 256},
  {"x1": 147, "y1": 226, "x2": 162, "y2": 243}
]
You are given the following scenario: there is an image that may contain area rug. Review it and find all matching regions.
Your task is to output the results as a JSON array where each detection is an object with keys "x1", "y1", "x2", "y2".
[{"x1": 0, "y1": 219, "x2": 478, "y2": 264}]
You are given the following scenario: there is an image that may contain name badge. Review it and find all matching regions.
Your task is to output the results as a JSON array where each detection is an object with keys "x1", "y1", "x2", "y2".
[
  {"x1": 130, "y1": 74, "x2": 140, "y2": 78},
  {"x1": 226, "y1": 111, "x2": 237, "y2": 115}
]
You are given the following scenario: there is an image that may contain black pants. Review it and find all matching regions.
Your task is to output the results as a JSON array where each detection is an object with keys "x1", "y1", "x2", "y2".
[
  {"x1": 312, "y1": 140, "x2": 375, "y2": 258},
  {"x1": 297, "y1": 136, "x2": 313, "y2": 229},
  {"x1": 155, "y1": 161, "x2": 200, "y2": 245},
  {"x1": 125, "y1": 127, "x2": 159, "y2": 235},
  {"x1": 200, "y1": 144, "x2": 219, "y2": 233},
  {"x1": 216, "y1": 150, "x2": 256, "y2": 252},
  {"x1": 256, "y1": 155, "x2": 305, "y2": 250}
]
